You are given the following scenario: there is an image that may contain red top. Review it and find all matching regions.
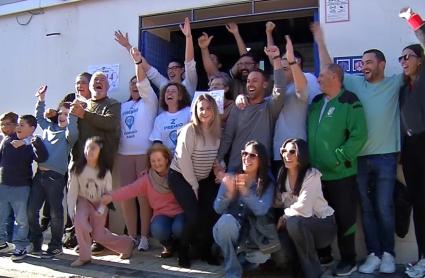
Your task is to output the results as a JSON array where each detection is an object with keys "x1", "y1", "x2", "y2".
[{"x1": 111, "y1": 174, "x2": 183, "y2": 220}]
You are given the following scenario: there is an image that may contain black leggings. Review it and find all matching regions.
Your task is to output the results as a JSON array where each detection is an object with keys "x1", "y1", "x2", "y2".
[
  {"x1": 168, "y1": 169, "x2": 219, "y2": 254},
  {"x1": 402, "y1": 132, "x2": 425, "y2": 259},
  {"x1": 320, "y1": 175, "x2": 358, "y2": 262}
]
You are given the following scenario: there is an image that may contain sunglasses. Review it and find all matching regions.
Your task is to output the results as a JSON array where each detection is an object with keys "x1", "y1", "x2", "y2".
[
  {"x1": 241, "y1": 150, "x2": 258, "y2": 159},
  {"x1": 398, "y1": 54, "x2": 418, "y2": 63},
  {"x1": 280, "y1": 149, "x2": 296, "y2": 156}
]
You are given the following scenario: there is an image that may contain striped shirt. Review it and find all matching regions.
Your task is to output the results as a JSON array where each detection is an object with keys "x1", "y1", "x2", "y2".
[{"x1": 171, "y1": 124, "x2": 220, "y2": 191}]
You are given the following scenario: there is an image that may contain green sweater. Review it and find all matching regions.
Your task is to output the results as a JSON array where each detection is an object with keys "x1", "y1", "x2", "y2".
[{"x1": 307, "y1": 89, "x2": 367, "y2": 181}]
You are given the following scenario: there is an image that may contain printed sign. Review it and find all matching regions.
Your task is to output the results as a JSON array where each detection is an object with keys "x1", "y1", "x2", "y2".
[
  {"x1": 325, "y1": 0, "x2": 350, "y2": 23},
  {"x1": 87, "y1": 64, "x2": 120, "y2": 91},
  {"x1": 191, "y1": 90, "x2": 225, "y2": 114}
]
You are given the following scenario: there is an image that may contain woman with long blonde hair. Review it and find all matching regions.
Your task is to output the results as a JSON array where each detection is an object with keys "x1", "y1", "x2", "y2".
[{"x1": 168, "y1": 94, "x2": 221, "y2": 268}]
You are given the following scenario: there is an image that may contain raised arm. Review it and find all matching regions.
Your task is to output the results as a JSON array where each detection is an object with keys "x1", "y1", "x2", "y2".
[
  {"x1": 198, "y1": 32, "x2": 219, "y2": 78},
  {"x1": 265, "y1": 21, "x2": 276, "y2": 65},
  {"x1": 180, "y1": 17, "x2": 198, "y2": 97},
  {"x1": 114, "y1": 30, "x2": 158, "y2": 81},
  {"x1": 226, "y1": 22, "x2": 247, "y2": 56},
  {"x1": 285, "y1": 35, "x2": 308, "y2": 101},
  {"x1": 264, "y1": 45, "x2": 285, "y2": 118},
  {"x1": 130, "y1": 47, "x2": 146, "y2": 82},
  {"x1": 34, "y1": 85, "x2": 50, "y2": 130},
  {"x1": 310, "y1": 23, "x2": 332, "y2": 71},
  {"x1": 180, "y1": 17, "x2": 194, "y2": 63},
  {"x1": 400, "y1": 7, "x2": 425, "y2": 46}
]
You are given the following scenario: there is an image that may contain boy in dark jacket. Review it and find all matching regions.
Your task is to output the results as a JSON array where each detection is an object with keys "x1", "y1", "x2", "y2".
[{"x1": 0, "y1": 115, "x2": 48, "y2": 261}]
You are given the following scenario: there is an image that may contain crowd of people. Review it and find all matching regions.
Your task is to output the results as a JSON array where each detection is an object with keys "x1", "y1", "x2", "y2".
[{"x1": 0, "y1": 6, "x2": 424, "y2": 278}]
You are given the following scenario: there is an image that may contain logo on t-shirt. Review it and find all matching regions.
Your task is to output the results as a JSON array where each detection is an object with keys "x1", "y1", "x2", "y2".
[
  {"x1": 125, "y1": 115, "x2": 135, "y2": 130},
  {"x1": 169, "y1": 130, "x2": 178, "y2": 146},
  {"x1": 327, "y1": 107, "x2": 335, "y2": 117}
]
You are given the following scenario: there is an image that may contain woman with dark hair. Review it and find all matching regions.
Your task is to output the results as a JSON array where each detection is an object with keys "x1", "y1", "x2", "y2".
[
  {"x1": 275, "y1": 138, "x2": 336, "y2": 278},
  {"x1": 149, "y1": 82, "x2": 191, "y2": 153},
  {"x1": 168, "y1": 94, "x2": 221, "y2": 268},
  {"x1": 116, "y1": 47, "x2": 158, "y2": 251},
  {"x1": 399, "y1": 8, "x2": 425, "y2": 278},
  {"x1": 213, "y1": 140, "x2": 276, "y2": 278}
]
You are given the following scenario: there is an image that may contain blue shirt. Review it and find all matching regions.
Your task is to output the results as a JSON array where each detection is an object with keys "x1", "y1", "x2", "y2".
[{"x1": 343, "y1": 74, "x2": 403, "y2": 155}]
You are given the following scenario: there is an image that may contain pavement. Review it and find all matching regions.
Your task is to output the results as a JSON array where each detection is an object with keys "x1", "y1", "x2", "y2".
[{"x1": 0, "y1": 235, "x2": 407, "y2": 277}]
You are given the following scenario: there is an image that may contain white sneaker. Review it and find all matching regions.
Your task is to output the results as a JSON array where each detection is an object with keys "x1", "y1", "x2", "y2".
[
  {"x1": 0, "y1": 243, "x2": 14, "y2": 254},
  {"x1": 137, "y1": 236, "x2": 149, "y2": 251},
  {"x1": 380, "y1": 252, "x2": 395, "y2": 273},
  {"x1": 406, "y1": 259, "x2": 425, "y2": 278},
  {"x1": 359, "y1": 253, "x2": 381, "y2": 274}
]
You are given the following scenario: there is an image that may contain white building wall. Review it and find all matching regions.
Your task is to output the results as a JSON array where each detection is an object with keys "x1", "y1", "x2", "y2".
[
  {"x1": 0, "y1": 0, "x2": 423, "y2": 263},
  {"x1": 0, "y1": 0, "x2": 243, "y2": 115}
]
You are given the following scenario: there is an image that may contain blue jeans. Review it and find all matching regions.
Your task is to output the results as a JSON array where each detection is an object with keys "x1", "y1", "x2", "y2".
[
  {"x1": 27, "y1": 170, "x2": 65, "y2": 250},
  {"x1": 0, "y1": 185, "x2": 30, "y2": 250},
  {"x1": 357, "y1": 153, "x2": 396, "y2": 256},
  {"x1": 213, "y1": 214, "x2": 242, "y2": 278},
  {"x1": 150, "y1": 213, "x2": 184, "y2": 246}
]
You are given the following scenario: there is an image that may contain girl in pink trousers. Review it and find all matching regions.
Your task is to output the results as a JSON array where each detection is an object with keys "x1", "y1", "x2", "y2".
[{"x1": 67, "y1": 137, "x2": 134, "y2": 267}]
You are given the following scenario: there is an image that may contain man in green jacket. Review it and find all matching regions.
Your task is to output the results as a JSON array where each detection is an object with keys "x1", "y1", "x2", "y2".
[{"x1": 307, "y1": 63, "x2": 367, "y2": 276}]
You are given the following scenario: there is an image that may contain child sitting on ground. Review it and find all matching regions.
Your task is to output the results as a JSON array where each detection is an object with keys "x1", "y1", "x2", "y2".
[{"x1": 67, "y1": 136, "x2": 134, "y2": 267}]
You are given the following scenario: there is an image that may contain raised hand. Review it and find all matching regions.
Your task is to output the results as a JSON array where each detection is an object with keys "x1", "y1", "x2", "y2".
[
  {"x1": 265, "y1": 21, "x2": 276, "y2": 33},
  {"x1": 180, "y1": 17, "x2": 192, "y2": 38},
  {"x1": 285, "y1": 35, "x2": 295, "y2": 62},
  {"x1": 198, "y1": 32, "x2": 214, "y2": 49},
  {"x1": 114, "y1": 30, "x2": 131, "y2": 49},
  {"x1": 226, "y1": 22, "x2": 240, "y2": 35},
  {"x1": 35, "y1": 85, "x2": 48, "y2": 101},
  {"x1": 310, "y1": 22, "x2": 324, "y2": 43},
  {"x1": 130, "y1": 47, "x2": 142, "y2": 64},
  {"x1": 264, "y1": 45, "x2": 280, "y2": 59},
  {"x1": 399, "y1": 7, "x2": 413, "y2": 19}
]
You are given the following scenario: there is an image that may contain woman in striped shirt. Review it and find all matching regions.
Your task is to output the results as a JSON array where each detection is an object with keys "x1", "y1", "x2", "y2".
[{"x1": 168, "y1": 94, "x2": 221, "y2": 268}]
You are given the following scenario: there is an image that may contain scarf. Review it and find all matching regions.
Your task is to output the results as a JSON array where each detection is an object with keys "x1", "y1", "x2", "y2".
[{"x1": 149, "y1": 168, "x2": 170, "y2": 194}]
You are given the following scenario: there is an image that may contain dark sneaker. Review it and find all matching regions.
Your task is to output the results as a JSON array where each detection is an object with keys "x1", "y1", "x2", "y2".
[
  {"x1": 11, "y1": 249, "x2": 27, "y2": 261},
  {"x1": 91, "y1": 242, "x2": 105, "y2": 255},
  {"x1": 334, "y1": 261, "x2": 357, "y2": 276},
  {"x1": 0, "y1": 243, "x2": 14, "y2": 254},
  {"x1": 41, "y1": 248, "x2": 63, "y2": 258}
]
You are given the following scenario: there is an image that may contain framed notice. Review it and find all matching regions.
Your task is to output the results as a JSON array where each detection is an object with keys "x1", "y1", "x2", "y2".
[{"x1": 325, "y1": 0, "x2": 350, "y2": 23}]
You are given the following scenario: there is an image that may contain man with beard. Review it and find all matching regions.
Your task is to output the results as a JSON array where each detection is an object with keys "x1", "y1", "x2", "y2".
[
  {"x1": 312, "y1": 23, "x2": 402, "y2": 275},
  {"x1": 216, "y1": 45, "x2": 285, "y2": 172}
]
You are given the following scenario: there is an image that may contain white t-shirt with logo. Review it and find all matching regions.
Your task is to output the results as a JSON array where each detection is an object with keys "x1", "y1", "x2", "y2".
[
  {"x1": 118, "y1": 79, "x2": 158, "y2": 155},
  {"x1": 149, "y1": 107, "x2": 191, "y2": 152}
]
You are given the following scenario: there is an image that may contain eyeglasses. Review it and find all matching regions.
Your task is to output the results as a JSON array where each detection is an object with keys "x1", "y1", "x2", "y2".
[
  {"x1": 398, "y1": 54, "x2": 418, "y2": 63},
  {"x1": 167, "y1": 66, "x2": 182, "y2": 71},
  {"x1": 280, "y1": 149, "x2": 296, "y2": 156},
  {"x1": 241, "y1": 150, "x2": 258, "y2": 159}
]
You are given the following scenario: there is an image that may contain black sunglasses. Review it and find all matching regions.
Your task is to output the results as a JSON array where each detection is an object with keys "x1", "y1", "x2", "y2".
[
  {"x1": 280, "y1": 149, "x2": 296, "y2": 156},
  {"x1": 398, "y1": 54, "x2": 418, "y2": 63},
  {"x1": 241, "y1": 150, "x2": 258, "y2": 159}
]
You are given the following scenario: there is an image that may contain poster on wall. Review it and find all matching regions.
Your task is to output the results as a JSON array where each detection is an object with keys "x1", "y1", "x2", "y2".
[
  {"x1": 334, "y1": 56, "x2": 363, "y2": 75},
  {"x1": 87, "y1": 64, "x2": 120, "y2": 91},
  {"x1": 325, "y1": 0, "x2": 350, "y2": 23},
  {"x1": 191, "y1": 90, "x2": 224, "y2": 114}
]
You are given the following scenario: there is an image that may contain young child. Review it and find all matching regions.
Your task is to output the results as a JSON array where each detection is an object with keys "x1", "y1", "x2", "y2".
[
  {"x1": 67, "y1": 136, "x2": 134, "y2": 267},
  {"x1": 0, "y1": 112, "x2": 18, "y2": 243},
  {"x1": 0, "y1": 114, "x2": 48, "y2": 261},
  {"x1": 27, "y1": 85, "x2": 79, "y2": 258}
]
